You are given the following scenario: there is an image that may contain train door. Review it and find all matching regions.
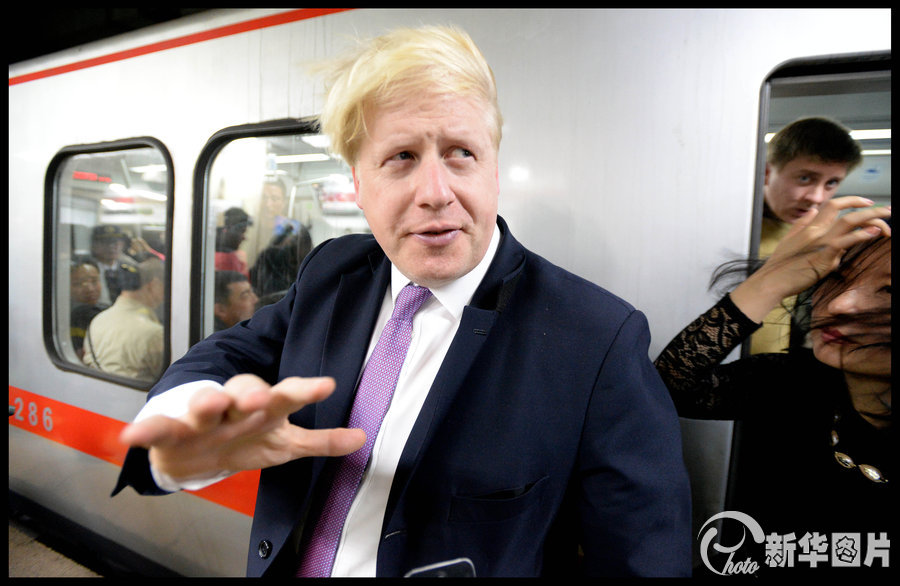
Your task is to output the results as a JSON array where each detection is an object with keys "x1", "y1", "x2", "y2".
[
  {"x1": 190, "y1": 118, "x2": 370, "y2": 345},
  {"x1": 725, "y1": 48, "x2": 891, "y2": 531}
]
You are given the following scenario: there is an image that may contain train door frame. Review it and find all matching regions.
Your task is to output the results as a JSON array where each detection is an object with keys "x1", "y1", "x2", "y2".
[
  {"x1": 727, "y1": 49, "x2": 892, "y2": 511},
  {"x1": 748, "y1": 50, "x2": 891, "y2": 260},
  {"x1": 189, "y1": 117, "x2": 322, "y2": 346}
]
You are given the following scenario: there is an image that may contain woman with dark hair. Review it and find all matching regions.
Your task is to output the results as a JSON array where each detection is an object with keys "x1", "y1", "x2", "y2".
[{"x1": 655, "y1": 196, "x2": 890, "y2": 568}]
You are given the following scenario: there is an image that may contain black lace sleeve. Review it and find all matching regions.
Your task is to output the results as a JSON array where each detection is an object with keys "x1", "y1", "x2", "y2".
[{"x1": 654, "y1": 294, "x2": 764, "y2": 419}]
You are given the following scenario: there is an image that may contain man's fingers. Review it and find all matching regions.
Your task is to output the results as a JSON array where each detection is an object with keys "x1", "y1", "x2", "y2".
[
  {"x1": 119, "y1": 387, "x2": 241, "y2": 448},
  {"x1": 221, "y1": 374, "x2": 275, "y2": 411},
  {"x1": 185, "y1": 387, "x2": 237, "y2": 432},
  {"x1": 120, "y1": 375, "x2": 358, "y2": 475},
  {"x1": 261, "y1": 376, "x2": 338, "y2": 416},
  {"x1": 218, "y1": 374, "x2": 335, "y2": 417},
  {"x1": 292, "y1": 427, "x2": 367, "y2": 459},
  {"x1": 119, "y1": 414, "x2": 193, "y2": 449}
]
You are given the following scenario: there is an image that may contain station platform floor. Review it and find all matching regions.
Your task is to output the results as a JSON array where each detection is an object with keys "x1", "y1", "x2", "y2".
[{"x1": 9, "y1": 514, "x2": 101, "y2": 578}]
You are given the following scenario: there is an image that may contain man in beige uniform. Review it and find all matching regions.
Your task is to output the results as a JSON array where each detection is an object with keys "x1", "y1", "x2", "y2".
[
  {"x1": 84, "y1": 257, "x2": 165, "y2": 381},
  {"x1": 750, "y1": 117, "x2": 862, "y2": 354}
]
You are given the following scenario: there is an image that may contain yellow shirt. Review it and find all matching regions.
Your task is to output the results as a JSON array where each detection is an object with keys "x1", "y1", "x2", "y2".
[
  {"x1": 749, "y1": 217, "x2": 795, "y2": 354},
  {"x1": 83, "y1": 295, "x2": 164, "y2": 381}
]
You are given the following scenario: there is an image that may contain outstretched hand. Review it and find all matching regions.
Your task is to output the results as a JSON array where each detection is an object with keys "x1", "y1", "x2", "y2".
[
  {"x1": 119, "y1": 375, "x2": 366, "y2": 485},
  {"x1": 731, "y1": 196, "x2": 891, "y2": 323}
]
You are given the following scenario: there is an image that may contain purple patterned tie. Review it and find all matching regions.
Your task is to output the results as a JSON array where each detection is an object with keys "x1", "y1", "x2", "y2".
[{"x1": 297, "y1": 284, "x2": 432, "y2": 577}]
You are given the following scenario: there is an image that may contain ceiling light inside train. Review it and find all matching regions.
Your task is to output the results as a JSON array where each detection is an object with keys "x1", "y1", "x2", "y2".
[
  {"x1": 764, "y1": 128, "x2": 891, "y2": 142},
  {"x1": 274, "y1": 153, "x2": 331, "y2": 164},
  {"x1": 108, "y1": 183, "x2": 168, "y2": 201},
  {"x1": 301, "y1": 134, "x2": 331, "y2": 149}
]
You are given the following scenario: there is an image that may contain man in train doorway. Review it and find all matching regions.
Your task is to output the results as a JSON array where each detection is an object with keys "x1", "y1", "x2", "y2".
[
  {"x1": 750, "y1": 117, "x2": 862, "y2": 354},
  {"x1": 113, "y1": 25, "x2": 691, "y2": 577}
]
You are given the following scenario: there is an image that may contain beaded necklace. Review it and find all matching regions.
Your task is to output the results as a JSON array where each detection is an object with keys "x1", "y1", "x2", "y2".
[{"x1": 830, "y1": 411, "x2": 888, "y2": 484}]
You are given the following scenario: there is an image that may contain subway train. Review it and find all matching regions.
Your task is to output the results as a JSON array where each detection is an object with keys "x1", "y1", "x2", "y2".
[{"x1": 9, "y1": 8, "x2": 891, "y2": 576}]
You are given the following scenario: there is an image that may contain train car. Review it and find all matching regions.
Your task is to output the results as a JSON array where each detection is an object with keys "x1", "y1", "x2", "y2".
[{"x1": 9, "y1": 8, "x2": 891, "y2": 576}]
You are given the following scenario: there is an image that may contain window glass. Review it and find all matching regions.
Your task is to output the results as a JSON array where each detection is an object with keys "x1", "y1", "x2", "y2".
[
  {"x1": 48, "y1": 143, "x2": 171, "y2": 386},
  {"x1": 750, "y1": 55, "x2": 891, "y2": 257},
  {"x1": 202, "y1": 131, "x2": 367, "y2": 337}
]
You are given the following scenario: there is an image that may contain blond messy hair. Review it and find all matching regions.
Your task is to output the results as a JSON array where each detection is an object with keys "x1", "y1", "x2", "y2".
[{"x1": 317, "y1": 25, "x2": 502, "y2": 166}]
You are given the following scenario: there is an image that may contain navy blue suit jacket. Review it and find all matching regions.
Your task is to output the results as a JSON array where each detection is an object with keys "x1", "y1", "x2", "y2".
[{"x1": 114, "y1": 217, "x2": 691, "y2": 577}]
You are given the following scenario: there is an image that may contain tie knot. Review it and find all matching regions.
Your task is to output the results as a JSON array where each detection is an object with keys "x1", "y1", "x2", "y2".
[{"x1": 392, "y1": 285, "x2": 432, "y2": 321}]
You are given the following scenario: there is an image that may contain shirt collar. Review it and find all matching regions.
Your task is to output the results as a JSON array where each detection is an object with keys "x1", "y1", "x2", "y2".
[{"x1": 390, "y1": 223, "x2": 501, "y2": 321}]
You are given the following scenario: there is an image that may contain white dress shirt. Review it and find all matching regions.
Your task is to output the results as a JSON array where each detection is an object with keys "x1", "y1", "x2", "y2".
[{"x1": 136, "y1": 226, "x2": 500, "y2": 576}]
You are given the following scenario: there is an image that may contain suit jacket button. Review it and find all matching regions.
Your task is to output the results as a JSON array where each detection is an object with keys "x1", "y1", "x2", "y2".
[{"x1": 258, "y1": 540, "x2": 272, "y2": 559}]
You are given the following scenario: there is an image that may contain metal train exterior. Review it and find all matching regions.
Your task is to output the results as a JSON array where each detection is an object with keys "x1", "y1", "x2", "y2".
[{"x1": 9, "y1": 9, "x2": 891, "y2": 576}]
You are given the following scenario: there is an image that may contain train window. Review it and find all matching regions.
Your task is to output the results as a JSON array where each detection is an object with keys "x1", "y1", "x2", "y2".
[
  {"x1": 750, "y1": 52, "x2": 891, "y2": 257},
  {"x1": 44, "y1": 138, "x2": 173, "y2": 388},
  {"x1": 193, "y1": 119, "x2": 368, "y2": 342}
]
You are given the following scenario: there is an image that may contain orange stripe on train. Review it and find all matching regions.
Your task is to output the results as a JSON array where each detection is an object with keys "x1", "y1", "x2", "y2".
[{"x1": 9, "y1": 385, "x2": 259, "y2": 516}]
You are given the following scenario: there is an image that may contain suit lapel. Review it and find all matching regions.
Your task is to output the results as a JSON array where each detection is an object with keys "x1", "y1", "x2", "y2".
[
  {"x1": 383, "y1": 219, "x2": 527, "y2": 527},
  {"x1": 295, "y1": 250, "x2": 391, "y2": 504},
  {"x1": 316, "y1": 250, "x2": 392, "y2": 431}
]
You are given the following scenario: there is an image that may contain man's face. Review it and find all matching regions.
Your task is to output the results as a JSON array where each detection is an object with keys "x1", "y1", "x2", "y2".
[
  {"x1": 92, "y1": 237, "x2": 124, "y2": 264},
  {"x1": 70, "y1": 264, "x2": 101, "y2": 305},
  {"x1": 764, "y1": 156, "x2": 850, "y2": 223},
  {"x1": 263, "y1": 184, "x2": 286, "y2": 217},
  {"x1": 223, "y1": 225, "x2": 248, "y2": 250},
  {"x1": 215, "y1": 280, "x2": 258, "y2": 327},
  {"x1": 352, "y1": 93, "x2": 499, "y2": 288}
]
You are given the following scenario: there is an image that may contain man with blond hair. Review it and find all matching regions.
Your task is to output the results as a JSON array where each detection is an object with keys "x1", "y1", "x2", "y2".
[{"x1": 115, "y1": 26, "x2": 690, "y2": 577}]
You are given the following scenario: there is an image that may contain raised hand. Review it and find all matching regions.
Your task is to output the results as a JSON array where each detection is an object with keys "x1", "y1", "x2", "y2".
[
  {"x1": 119, "y1": 375, "x2": 366, "y2": 485},
  {"x1": 731, "y1": 196, "x2": 890, "y2": 323}
]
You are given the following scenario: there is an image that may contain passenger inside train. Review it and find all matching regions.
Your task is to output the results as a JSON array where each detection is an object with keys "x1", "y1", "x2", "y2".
[
  {"x1": 83, "y1": 257, "x2": 166, "y2": 382},
  {"x1": 242, "y1": 178, "x2": 302, "y2": 266},
  {"x1": 250, "y1": 230, "x2": 312, "y2": 302},
  {"x1": 750, "y1": 117, "x2": 863, "y2": 355},
  {"x1": 213, "y1": 270, "x2": 258, "y2": 331},
  {"x1": 89, "y1": 224, "x2": 139, "y2": 306},
  {"x1": 69, "y1": 256, "x2": 105, "y2": 360},
  {"x1": 214, "y1": 208, "x2": 253, "y2": 279},
  {"x1": 655, "y1": 196, "x2": 891, "y2": 568}
]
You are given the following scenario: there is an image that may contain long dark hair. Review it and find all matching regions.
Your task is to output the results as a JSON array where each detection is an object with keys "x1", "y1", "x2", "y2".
[
  {"x1": 709, "y1": 223, "x2": 891, "y2": 354},
  {"x1": 805, "y1": 231, "x2": 891, "y2": 354}
]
